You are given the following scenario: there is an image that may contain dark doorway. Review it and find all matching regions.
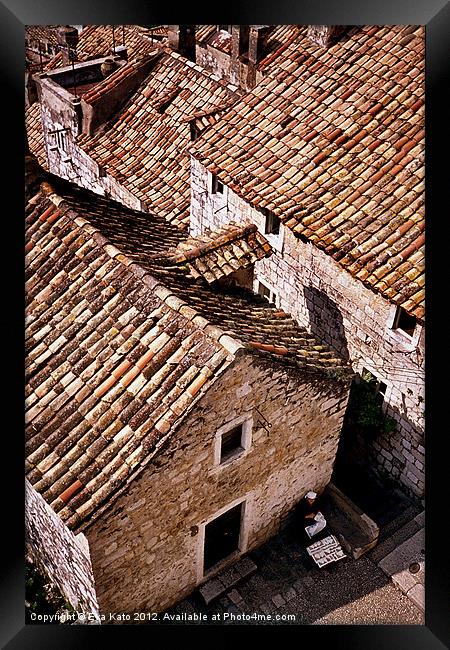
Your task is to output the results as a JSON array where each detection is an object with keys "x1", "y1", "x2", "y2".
[{"x1": 203, "y1": 503, "x2": 243, "y2": 573}]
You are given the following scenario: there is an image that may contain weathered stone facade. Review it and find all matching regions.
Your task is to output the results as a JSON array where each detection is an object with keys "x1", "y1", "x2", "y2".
[
  {"x1": 34, "y1": 65, "x2": 147, "y2": 212},
  {"x1": 190, "y1": 158, "x2": 425, "y2": 499},
  {"x1": 84, "y1": 354, "x2": 349, "y2": 614},
  {"x1": 25, "y1": 480, "x2": 100, "y2": 620}
]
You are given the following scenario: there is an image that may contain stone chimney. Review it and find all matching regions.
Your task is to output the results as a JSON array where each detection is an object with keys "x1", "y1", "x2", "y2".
[
  {"x1": 168, "y1": 25, "x2": 196, "y2": 62},
  {"x1": 230, "y1": 25, "x2": 250, "y2": 86},
  {"x1": 231, "y1": 25, "x2": 250, "y2": 58},
  {"x1": 307, "y1": 25, "x2": 346, "y2": 48},
  {"x1": 247, "y1": 25, "x2": 271, "y2": 89},
  {"x1": 56, "y1": 26, "x2": 79, "y2": 65}
]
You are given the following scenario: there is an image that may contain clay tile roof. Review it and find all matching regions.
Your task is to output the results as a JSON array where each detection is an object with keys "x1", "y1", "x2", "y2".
[
  {"x1": 163, "y1": 222, "x2": 273, "y2": 283},
  {"x1": 26, "y1": 25, "x2": 61, "y2": 45},
  {"x1": 44, "y1": 24, "x2": 161, "y2": 71},
  {"x1": 76, "y1": 50, "x2": 239, "y2": 230},
  {"x1": 82, "y1": 55, "x2": 158, "y2": 105},
  {"x1": 25, "y1": 175, "x2": 352, "y2": 529},
  {"x1": 26, "y1": 103, "x2": 48, "y2": 170},
  {"x1": 196, "y1": 25, "x2": 218, "y2": 43},
  {"x1": 189, "y1": 25, "x2": 425, "y2": 322}
]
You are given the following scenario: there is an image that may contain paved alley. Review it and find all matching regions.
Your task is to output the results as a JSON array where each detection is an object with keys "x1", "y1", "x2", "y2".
[{"x1": 163, "y1": 526, "x2": 423, "y2": 625}]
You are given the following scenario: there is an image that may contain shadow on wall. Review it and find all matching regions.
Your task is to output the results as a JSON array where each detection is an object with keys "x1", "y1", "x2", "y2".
[
  {"x1": 332, "y1": 383, "x2": 424, "y2": 512},
  {"x1": 303, "y1": 285, "x2": 350, "y2": 362}
]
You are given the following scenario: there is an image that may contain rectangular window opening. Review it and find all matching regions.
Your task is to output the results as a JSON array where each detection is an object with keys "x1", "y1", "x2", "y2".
[
  {"x1": 220, "y1": 424, "x2": 244, "y2": 463},
  {"x1": 361, "y1": 367, "x2": 387, "y2": 405},
  {"x1": 264, "y1": 211, "x2": 280, "y2": 235},
  {"x1": 257, "y1": 280, "x2": 276, "y2": 305},
  {"x1": 211, "y1": 174, "x2": 224, "y2": 194},
  {"x1": 392, "y1": 306, "x2": 416, "y2": 337}
]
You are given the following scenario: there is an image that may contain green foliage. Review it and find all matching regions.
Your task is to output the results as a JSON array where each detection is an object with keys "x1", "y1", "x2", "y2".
[
  {"x1": 346, "y1": 371, "x2": 397, "y2": 437},
  {"x1": 25, "y1": 559, "x2": 68, "y2": 623}
]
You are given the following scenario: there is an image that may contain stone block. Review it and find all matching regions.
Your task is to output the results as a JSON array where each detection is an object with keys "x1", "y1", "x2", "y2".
[
  {"x1": 199, "y1": 578, "x2": 224, "y2": 605},
  {"x1": 407, "y1": 583, "x2": 425, "y2": 612}
]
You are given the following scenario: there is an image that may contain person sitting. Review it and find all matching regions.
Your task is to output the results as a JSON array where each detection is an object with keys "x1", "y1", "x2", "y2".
[{"x1": 298, "y1": 490, "x2": 327, "y2": 541}]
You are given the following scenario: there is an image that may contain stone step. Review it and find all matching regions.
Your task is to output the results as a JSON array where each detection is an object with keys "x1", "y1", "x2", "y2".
[
  {"x1": 377, "y1": 527, "x2": 425, "y2": 612},
  {"x1": 377, "y1": 503, "x2": 422, "y2": 542},
  {"x1": 369, "y1": 510, "x2": 424, "y2": 563},
  {"x1": 199, "y1": 555, "x2": 257, "y2": 605}
]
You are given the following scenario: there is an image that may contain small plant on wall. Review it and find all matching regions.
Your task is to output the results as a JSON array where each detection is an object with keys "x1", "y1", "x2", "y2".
[{"x1": 344, "y1": 370, "x2": 397, "y2": 439}]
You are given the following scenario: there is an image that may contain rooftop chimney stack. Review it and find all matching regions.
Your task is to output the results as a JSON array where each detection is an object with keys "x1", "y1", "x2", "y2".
[
  {"x1": 56, "y1": 26, "x2": 79, "y2": 65},
  {"x1": 168, "y1": 25, "x2": 196, "y2": 62},
  {"x1": 247, "y1": 25, "x2": 271, "y2": 88},
  {"x1": 307, "y1": 25, "x2": 346, "y2": 48},
  {"x1": 230, "y1": 25, "x2": 250, "y2": 86}
]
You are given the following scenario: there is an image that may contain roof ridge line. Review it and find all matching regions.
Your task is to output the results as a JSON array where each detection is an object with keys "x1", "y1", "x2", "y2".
[
  {"x1": 168, "y1": 223, "x2": 260, "y2": 264},
  {"x1": 41, "y1": 182, "x2": 246, "y2": 359}
]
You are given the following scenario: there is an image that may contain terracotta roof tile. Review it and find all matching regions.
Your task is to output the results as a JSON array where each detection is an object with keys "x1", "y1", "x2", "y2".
[
  {"x1": 76, "y1": 50, "x2": 239, "y2": 230},
  {"x1": 26, "y1": 103, "x2": 48, "y2": 170},
  {"x1": 189, "y1": 25, "x2": 424, "y2": 320},
  {"x1": 162, "y1": 222, "x2": 272, "y2": 283},
  {"x1": 26, "y1": 176, "x2": 351, "y2": 528}
]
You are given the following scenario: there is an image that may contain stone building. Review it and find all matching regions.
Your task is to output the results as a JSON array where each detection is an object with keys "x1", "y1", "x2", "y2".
[
  {"x1": 25, "y1": 170, "x2": 352, "y2": 614},
  {"x1": 29, "y1": 42, "x2": 239, "y2": 229},
  {"x1": 188, "y1": 25, "x2": 425, "y2": 499}
]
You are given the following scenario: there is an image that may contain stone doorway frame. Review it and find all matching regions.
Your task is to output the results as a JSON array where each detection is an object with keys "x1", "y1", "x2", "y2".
[{"x1": 195, "y1": 494, "x2": 252, "y2": 584}]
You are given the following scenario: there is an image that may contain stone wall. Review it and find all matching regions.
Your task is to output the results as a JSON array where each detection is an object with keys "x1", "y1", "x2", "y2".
[
  {"x1": 196, "y1": 45, "x2": 232, "y2": 83},
  {"x1": 25, "y1": 480, "x2": 100, "y2": 620},
  {"x1": 195, "y1": 45, "x2": 263, "y2": 91},
  {"x1": 190, "y1": 158, "x2": 425, "y2": 498},
  {"x1": 35, "y1": 79, "x2": 146, "y2": 212},
  {"x1": 85, "y1": 353, "x2": 349, "y2": 615}
]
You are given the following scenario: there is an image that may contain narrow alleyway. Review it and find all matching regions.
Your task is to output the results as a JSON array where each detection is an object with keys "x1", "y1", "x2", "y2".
[
  {"x1": 162, "y1": 463, "x2": 423, "y2": 626},
  {"x1": 163, "y1": 524, "x2": 422, "y2": 625}
]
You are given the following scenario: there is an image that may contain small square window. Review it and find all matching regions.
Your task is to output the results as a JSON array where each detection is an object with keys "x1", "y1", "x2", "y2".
[
  {"x1": 214, "y1": 417, "x2": 252, "y2": 468},
  {"x1": 220, "y1": 424, "x2": 244, "y2": 463},
  {"x1": 392, "y1": 306, "x2": 416, "y2": 337},
  {"x1": 211, "y1": 174, "x2": 223, "y2": 194},
  {"x1": 264, "y1": 212, "x2": 280, "y2": 235}
]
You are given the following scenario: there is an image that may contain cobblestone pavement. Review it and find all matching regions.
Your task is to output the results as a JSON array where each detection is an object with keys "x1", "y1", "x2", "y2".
[{"x1": 163, "y1": 528, "x2": 423, "y2": 625}]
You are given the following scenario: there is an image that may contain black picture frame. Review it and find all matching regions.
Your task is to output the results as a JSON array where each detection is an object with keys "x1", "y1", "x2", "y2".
[{"x1": 3, "y1": 0, "x2": 449, "y2": 647}]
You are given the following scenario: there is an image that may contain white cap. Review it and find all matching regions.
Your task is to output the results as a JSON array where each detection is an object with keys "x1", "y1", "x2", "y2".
[{"x1": 306, "y1": 491, "x2": 317, "y2": 499}]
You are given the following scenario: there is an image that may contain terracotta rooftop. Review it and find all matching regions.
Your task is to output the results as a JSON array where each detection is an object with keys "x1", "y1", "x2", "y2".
[
  {"x1": 26, "y1": 103, "x2": 47, "y2": 170},
  {"x1": 189, "y1": 25, "x2": 424, "y2": 322},
  {"x1": 26, "y1": 25, "x2": 61, "y2": 45},
  {"x1": 81, "y1": 55, "x2": 156, "y2": 105},
  {"x1": 25, "y1": 175, "x2": 351, "y2": 528},
  {"x1": 45, "y1": 24, "x2": 160, "y2": 71},
  {"x1": 77, "y1": 50, "x2": 239, "y2": 229},
  {"x1": 163, "y1": 222, "x2": 273, "y2": 283}
]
